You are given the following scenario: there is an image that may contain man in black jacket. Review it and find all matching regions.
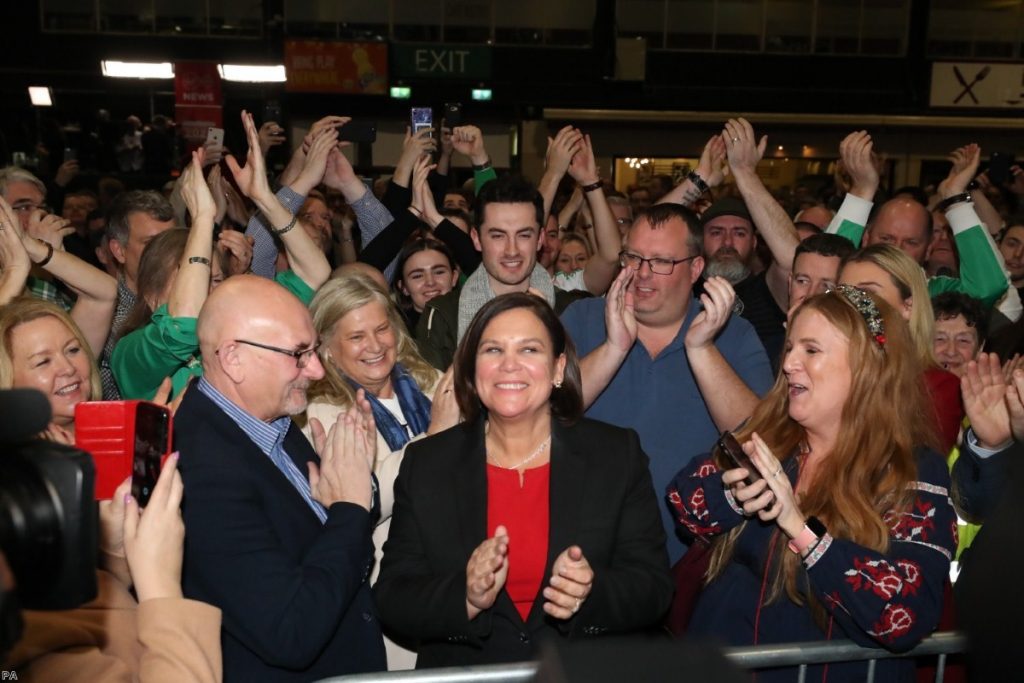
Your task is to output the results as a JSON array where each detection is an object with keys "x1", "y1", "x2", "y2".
[{"x1": 176, "y1": 275, "x2": 386, "y2": 681}]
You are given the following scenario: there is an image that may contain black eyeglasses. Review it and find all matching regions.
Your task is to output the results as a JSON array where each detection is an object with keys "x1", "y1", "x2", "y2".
[
  {"x1": 619, "y1": 250, "x2": 698, "y2": 275},
  {"x1": 233, "y1": 339, "x2": 319, "y2": 368}
]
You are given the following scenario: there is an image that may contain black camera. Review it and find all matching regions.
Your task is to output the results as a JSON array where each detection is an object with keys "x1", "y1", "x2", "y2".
[{"x1": 0, "y1": 389, "x2": 98, "y2": 660}]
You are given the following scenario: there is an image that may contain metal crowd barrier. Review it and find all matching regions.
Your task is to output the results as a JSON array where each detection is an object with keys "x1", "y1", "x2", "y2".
[{"x1": 320, "y1": 631, "x2": 967, "y2": 683}]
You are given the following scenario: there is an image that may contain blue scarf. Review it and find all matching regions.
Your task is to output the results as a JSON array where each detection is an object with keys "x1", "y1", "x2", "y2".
[{"x1": 351, "y1": 363, "x2": 433, "y2": 452}]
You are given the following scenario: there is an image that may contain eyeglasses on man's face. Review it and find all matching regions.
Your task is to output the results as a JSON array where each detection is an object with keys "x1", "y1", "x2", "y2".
[
  {"x1": 233, "y1": 338, "x2": 320, "y2": 368},
  {"x1": 618, "y1": 250, "x2": 697, "y2": 275}
]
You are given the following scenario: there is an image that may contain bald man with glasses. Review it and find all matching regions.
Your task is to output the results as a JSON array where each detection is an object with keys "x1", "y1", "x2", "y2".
[{"x1": 175, "y1": 275, "x2": 386, "y2": 681}]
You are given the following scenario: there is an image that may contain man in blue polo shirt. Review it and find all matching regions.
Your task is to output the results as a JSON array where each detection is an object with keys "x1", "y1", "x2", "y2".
[{"x1": 561, "y1": 203, "x2": 773, "y2": 562}]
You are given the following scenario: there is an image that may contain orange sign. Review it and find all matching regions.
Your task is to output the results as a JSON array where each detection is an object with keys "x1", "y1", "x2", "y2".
[{"x1": 284, "y1": 41, "x2": 388, "y2": 94}]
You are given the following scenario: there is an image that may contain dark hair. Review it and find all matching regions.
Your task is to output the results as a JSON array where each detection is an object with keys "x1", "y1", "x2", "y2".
[
  {"x1": 932, "y1": 292, "x2": 988, "y2": 345},
  {"x1": 453, "y1": 293, "x2": 583, "y2": 425},
  {"x1": 444, "y1": 187, "x2": 475, "y2": 210},
  {"x1": 632, "y1": 203, "x2": 703, "y2": 257},
  {"x1": 474, "y1": 176, "x2": 544, "y2": 231},
  {"x1": 793, "y1": 233, "x2": 856, "y2": 268},
  {"x1": 440, "y1": 207, "x2": 472, "y2": 227},
  {"x1": 106, "y1": 190, "x2": 174, "y2": 245},
  {"x1": 119, "y1": 228, "x2": 188, "y2": 339},
  {"x1": 391, "y1": 237, "x2": 458, "y2": 311}
]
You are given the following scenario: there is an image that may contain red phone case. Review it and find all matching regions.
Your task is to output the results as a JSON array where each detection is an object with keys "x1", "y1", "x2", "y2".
[{"x1": 74, "y1": 400, "x2": 173, "y2": 500}]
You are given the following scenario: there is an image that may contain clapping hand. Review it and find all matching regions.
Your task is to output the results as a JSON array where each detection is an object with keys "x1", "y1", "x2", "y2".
[
  {"x1": 838, "y1": 130, "x2": 880, "y2": 199},
  {"x1": 308, "y1": 389, "x2": 377, "y2": 511},
  {"x1": 466, "y1": 525, "x2": 509, "y2": 620},
  {"x1": 685, "y1": 276, "x2": 735, "y2": 351},
  {"x1": 543, "y1": 545, "x2": 593, "y2": 620},
  {"x1": 604, "y1": 266, "x2": 638, "y2": 355}
]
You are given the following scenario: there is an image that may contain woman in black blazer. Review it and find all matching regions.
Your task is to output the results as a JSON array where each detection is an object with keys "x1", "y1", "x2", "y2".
[{"x1": 374, "y1": 293, "x2": 673, "y2": 667}]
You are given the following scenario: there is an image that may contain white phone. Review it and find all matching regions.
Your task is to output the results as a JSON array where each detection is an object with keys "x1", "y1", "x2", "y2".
[{"x1": 205, "y1": 127, "x2": 225, "y2": 146}]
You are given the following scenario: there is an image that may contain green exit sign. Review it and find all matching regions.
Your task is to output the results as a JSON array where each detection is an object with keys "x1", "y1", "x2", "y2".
[{"x1": 393, "y1": 44, "x2": 492, "y2": 80}]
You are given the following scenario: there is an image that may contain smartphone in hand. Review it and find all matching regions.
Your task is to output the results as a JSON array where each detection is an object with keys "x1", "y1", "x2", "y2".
[
  {"x1": 717, "y1": 431, "x2": 762, "y2": 486},
  {"x1": 75, "y1": 400, "x2": 173, "y2": 506}
]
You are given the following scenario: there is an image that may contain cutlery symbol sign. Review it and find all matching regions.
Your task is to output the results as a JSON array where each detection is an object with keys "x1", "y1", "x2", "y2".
[{"x1": 953, "y1": 65, "x2": 991, "y2": 104}]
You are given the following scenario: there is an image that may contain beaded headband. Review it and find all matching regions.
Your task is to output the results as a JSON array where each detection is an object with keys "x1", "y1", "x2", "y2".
[{"x1": 834, "y1": 284, "x2": 886, "y2": 348}]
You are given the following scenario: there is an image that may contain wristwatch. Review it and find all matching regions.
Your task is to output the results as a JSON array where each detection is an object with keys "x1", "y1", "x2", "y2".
[{"x1": 787, "y1": 516, "x2": 827, "y2": 554}]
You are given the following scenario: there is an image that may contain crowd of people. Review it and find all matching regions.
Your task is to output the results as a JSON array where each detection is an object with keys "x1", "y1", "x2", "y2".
[{"x1": 3, "y1": 106, "x2": 1024, "y2": 682}]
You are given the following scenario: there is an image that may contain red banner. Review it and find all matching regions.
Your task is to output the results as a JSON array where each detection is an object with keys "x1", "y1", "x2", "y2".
[
  {"x1": 174, "y1": 62, "x2": 223, "y2": 146},
  {"x1": 284, "y1": 40, "x2": 388, "y2": 94}
]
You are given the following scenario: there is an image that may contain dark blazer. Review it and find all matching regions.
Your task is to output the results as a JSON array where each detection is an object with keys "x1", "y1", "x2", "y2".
[
  {"x1": 176, "y1": 385, "x2": 386, "y2": 682},
  {"x1": 951, "y1": 430, "x2": 1019, "y2": 523},
  {"x1": 374, "y1": 416, "x2": 673, "y2": 668}
]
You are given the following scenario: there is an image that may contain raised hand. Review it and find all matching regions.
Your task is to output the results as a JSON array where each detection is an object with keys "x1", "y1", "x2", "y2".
[
  {"x1": 939, "y1": 144, "x2": 981, "y2": 199},
  {"x1": 962, "y1": 352, "x2": 1012, "y2": 449},
  {"x1": 451, "y1": 125, "x2": 488, "y2": 166},
  {"x1": 291, "y1": 125, "x2": 339, "y2": 195},
  {"x1": 567, "y1": 133, "x2": 599, "y2": 186},
  {"x1": 685, "y1": 276, "x2": 736, "y2": 351},
  {"x1": 225, "y1": 110, "x2": 272, "y2": 203},
  {"x1": 838, "y1": 130, "x2": 880, "y2": 199},
  {"x1": 180, "y1": 147, "x2": 216, "y2": 221},
  {"x1": 26, "y1": 209, "x2": 73, "y2": 252},
  {"x1": 207, "y1": 164, "x2": 228, "y2": 224},
  {"x1": 465, "y1": 525, "x2": 510, "y2": 620},
  {"x1": 410, "y1": 155, "x2": 440, "y2": 226},
  {"x1": 258, "y1": 120, "x2": 287, "y2": 156},
  {"x1": 394, "y1": 126, "x2": 437, "y2": 187},
  {"x1": 546, "y1": 125, "x2": 584, "y2": 177},
  {"x1": 723, "y1": 118, "x2": 767, "y2": 177},
  {"x1": 302, "y1": 115, "x2": 350, "y2": 154},
  {"x1": 696, "y1": 134, "x2": 728, "y2": 188},
  {"x1": 216, "y1": 229, "x2": 255, "y2": 276},
  {"x1": 0, "y1": 196, "x2": 32, "y2": 279},
  {"x1": 542, "y1": 545, "x2": 593, "y2": 620},
  {"x1": 605, "y1": 266, "x2": 638, "y2": 354},
  {"x1": 323, "y1": 146, "x2": 358, "y2": 191}
]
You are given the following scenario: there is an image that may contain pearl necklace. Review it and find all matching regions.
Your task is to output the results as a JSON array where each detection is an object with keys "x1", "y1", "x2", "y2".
[{"x1": 487, "y1": 433, "x2": 552, "y2": 470}]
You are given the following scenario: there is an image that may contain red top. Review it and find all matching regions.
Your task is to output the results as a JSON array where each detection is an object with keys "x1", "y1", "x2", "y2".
[
  {"x1": 486, "y1": 462, "x2": 550, "y2": 622},
  {"x1": 924, "y1": 367, "x2": 964, "y2": 453}
]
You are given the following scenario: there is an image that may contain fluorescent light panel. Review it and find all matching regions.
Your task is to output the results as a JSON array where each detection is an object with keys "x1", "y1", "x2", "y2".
[
  {"x1": 28, "y1": 87, "x2": 53, "y2": 107},
  {"x1": 218, "y1": 64, "x2": 286, "y2": 82},
  {"x1": 101, "y1": 61, "x2": 174, "y2": 79}
]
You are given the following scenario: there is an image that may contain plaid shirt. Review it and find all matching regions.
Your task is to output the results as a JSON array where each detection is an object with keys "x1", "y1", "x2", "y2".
[
  {"x1": 99, "y1": 276, "x2": 137, "y2": 400},
  {"x1": 25, "y1": 275, "x2": 75, "y2": 311}
]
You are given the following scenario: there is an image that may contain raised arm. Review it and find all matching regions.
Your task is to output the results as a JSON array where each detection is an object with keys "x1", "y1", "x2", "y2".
[
  {"x1": 278, "y1": 115, "x2": 349, "y2": 189},
  {"x1": 0, "y1": 197, "x2": 31, "y2": 305},
  {"x1": 826, "y1": 130, "x2": 880, "y2": 244},
  {"x1": 227, "y1": 110, "x2": 330, "y2": 290},
  {"x1": 567, "y1": 134, "x2": 620, "y2": 295},
  {"x1": 684, "y1": 276, "x2": 759, "y2": 431},
  {"x1": 658, "y1": 135, "x2": 727, "y2": 207},
  {"x1": 168, "y1": 149, "x2": 216, "y2": 319},
  {"x1": 724, "y1": 118, "x2": 800, "y2": 307},
  {"x1": 538, "y1": 126, "x2": 583, "y2": 221},
  {"x1": 22, "y1": 207, "x2": 116, "y2": 354},
  {"x1": 935, "y1": 144, "x2": 1008, "y2": 306},
  {"x1": 577, "y1": 268, "x2": 637, "y2": 408}
]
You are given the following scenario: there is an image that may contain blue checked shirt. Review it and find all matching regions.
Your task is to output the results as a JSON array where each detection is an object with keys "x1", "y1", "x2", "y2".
[{"x1": 196, "y1": 377, "x2": 328, "y2": 523}]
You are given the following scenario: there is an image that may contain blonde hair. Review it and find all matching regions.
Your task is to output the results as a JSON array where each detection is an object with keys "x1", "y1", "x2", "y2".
[
  {"x1": 842, "y1": 243, "x2": 937, "y2": 368},
  {"x1": 0, "y1": 297, "x2": 101, "y2": 402},
  {"x1": 307, "y1": 272, "x2": 435, "y2": 407},
  {"x1": 706, "y1": 289, "x2": 937, "y2": 622}
]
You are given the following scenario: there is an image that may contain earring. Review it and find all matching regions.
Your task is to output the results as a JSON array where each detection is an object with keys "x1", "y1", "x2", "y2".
[{"x1": 553, "y1": 379, "x2": 563, "y2": 389}]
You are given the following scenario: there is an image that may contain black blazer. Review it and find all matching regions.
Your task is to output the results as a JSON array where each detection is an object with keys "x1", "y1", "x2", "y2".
[
  {"x1": 176, "y1": 385, "x2": 386, "y2": 682},
  {"x1": 374, "y1": 416, "x2": 673, "y2": 668}
]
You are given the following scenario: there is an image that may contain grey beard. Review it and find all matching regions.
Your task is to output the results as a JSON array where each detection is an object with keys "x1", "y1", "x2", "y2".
[{"x1": 704, "y1": 257, "x2": 751, "y2": 285}]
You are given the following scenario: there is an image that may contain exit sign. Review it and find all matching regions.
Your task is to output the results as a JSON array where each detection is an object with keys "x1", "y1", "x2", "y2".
[{"x1": 393, "y1": 44, "x2": 492, "y2": 80}]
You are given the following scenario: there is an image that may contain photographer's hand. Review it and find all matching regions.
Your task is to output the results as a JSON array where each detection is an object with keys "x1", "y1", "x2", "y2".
[{"x1": 124, "y1": 452, "x2": 185, "y2": 601}]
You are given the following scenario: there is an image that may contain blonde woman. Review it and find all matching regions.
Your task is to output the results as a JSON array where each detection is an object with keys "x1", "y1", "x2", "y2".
[
  {"x1": 839, "y1": 243, "x2": 963, "y2": 450},
  {"x1": 302, "y1": 271, "x2": 459, "y2": 669}
]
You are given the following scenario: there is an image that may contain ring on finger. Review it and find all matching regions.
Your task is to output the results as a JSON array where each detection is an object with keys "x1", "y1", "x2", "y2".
[{"x1": 771, "y1": 465, "x2": 783, "y2": 478}]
